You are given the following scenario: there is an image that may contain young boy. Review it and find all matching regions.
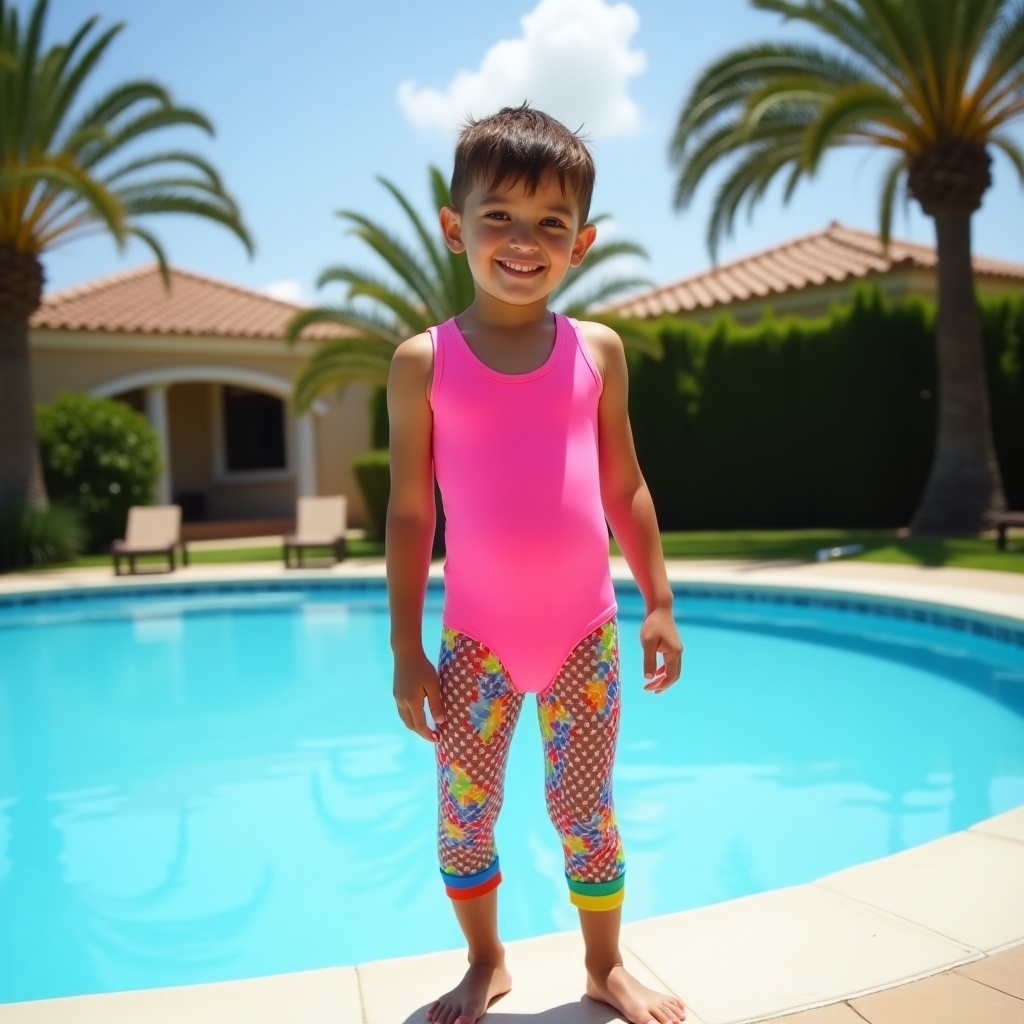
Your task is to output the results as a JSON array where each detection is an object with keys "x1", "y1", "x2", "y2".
[{"x1": 386, "y1": 104, "x2": 686, "y2": 1024}]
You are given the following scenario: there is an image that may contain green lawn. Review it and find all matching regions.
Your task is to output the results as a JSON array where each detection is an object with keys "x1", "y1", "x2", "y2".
[
  {"x1": 27, "y1": 537, "x2": 387, "y2": 571},
  {"x1": 18, "y1": 528, "x2": 1024, "y2": 575},
  {"x1": 646, "y1": 529, "x2": 1024, "y2": 573}
]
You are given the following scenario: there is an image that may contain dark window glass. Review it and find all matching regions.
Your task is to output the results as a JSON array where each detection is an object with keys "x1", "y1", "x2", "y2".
[{"x1": 222, "y1": 387, "x2": 286, "y2": 471}]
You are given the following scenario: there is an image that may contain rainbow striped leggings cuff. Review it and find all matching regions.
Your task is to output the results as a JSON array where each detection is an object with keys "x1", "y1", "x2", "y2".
[
  {"x1": 441, "y1": 859, "x2": 502, "y2": 901},
  {"x1": 567, "y1": 872, "x2": 625, "y2": 911}
]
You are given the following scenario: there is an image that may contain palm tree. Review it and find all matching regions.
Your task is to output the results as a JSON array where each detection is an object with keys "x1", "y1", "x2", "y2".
[
  {"x1": 285, "y1": 165, "x2": 658, "y2": 411},
  {"x1": 0, "y1": 0, "x2": 252, "y2": 511},
  {"x1": 668, "y1": 0, "x2": 1024, "y2": 536}
]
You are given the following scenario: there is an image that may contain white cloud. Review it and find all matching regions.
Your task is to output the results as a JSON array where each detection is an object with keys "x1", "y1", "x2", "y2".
[
  {"x1": 397, "y1": 0, "x2": 645, "y2": 140},
  {"x1": 263, "y1": 279, "x2": 307, "y2": 305}
]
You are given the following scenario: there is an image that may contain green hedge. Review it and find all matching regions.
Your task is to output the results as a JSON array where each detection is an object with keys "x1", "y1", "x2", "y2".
[
  {"x1": 0, "y1": 499, "x2": 85, "y2": 572},
  {"x1": 353, "y1": 448, "x2": 391, "y2": 539},
  {"x1": 36, "y1": 391, "x2": 162, "y2": 550},
  {"x1": 628, "y1": 288, "x2": 1023, "y2": 529},
  {"x1": 354, "y1": 447, "x2": 446, "y2": 553}
]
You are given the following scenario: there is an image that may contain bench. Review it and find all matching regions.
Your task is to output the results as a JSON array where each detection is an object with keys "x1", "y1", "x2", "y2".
[{"x1": 995, "y1": 511, "x2": 1024, "y2": 551}]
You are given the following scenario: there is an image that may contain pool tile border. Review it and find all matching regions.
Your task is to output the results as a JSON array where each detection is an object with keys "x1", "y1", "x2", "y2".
[{"x1": 3, "y1": 573, "x2": 1023, "y2": 649}]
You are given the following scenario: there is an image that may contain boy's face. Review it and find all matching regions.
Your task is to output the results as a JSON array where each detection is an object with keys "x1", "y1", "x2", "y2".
[{"x1": 440, "y1": 174, "x2": 596, "y2": 307}]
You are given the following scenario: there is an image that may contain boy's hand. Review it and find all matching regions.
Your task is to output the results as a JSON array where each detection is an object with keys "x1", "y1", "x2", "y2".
[
  {"x1": 393, "y1": 651, "x2": 446, "y2": 742},
  {"x1": 640, "y1": 609, "x2": 683, "y2": 693}
]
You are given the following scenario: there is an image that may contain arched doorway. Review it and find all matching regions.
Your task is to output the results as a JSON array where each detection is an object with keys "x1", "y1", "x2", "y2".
[{"x1": 91, "y1": 367, "x2": 327, "y2": 525}]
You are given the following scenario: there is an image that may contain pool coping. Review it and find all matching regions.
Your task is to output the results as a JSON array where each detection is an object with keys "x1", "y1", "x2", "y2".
[{"x1": 1, "y1": 557, "x2": 1022, "y2": 1023}]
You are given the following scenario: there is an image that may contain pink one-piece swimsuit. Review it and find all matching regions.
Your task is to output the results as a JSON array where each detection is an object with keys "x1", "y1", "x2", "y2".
[{"x1": 428, "y1": 313, "x2": 617, "y2": 694}]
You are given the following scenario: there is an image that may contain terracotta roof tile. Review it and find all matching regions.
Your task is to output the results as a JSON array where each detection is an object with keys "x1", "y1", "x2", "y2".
[
  {"x1": 607, "y1": 222, "x2": 1024, "y2": 318},
  {"x1": 30, "y1": 263, "x2": 352, "y2": 341}
]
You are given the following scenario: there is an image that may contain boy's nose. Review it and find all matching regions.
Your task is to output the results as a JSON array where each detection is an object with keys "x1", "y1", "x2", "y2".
[{"x1": 509, "y1": 235, "x2": 539, "y2": 251}]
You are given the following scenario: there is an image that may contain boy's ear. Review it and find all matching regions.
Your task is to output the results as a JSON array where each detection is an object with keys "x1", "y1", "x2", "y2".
[
  {"x1": 569, "y1": 222, "x2": 598, "y2": 267},
  {"x1": 439, "y1": 206, "x2": 465, "y2": 254}
]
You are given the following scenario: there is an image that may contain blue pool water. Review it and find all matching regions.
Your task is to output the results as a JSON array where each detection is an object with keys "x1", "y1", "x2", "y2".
[{"x1": 0, "y1": 579, "x2": 1022, "y2": 1003}]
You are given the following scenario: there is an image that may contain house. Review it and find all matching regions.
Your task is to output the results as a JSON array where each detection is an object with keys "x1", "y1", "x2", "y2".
[
  {"x1": 29, "y1": 264, "x2": 372, "y2": 535},
  {"x1": 606, "y1": 221, "x2": 1024, "y2": 324}
]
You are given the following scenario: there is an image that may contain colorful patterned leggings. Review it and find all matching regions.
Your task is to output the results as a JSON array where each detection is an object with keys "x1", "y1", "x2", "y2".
[{"x1": 436, "y1": 618, "x2": 625, "y2": 911}]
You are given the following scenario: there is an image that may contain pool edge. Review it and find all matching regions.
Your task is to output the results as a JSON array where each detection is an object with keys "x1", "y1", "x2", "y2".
[{"x1": 1, "y1": 558, "x2": 1021, "y2": 1023}]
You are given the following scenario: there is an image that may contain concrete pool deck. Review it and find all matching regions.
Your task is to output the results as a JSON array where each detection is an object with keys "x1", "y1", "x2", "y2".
[{"x1": 1, "y1": 555, "x2": 1022, "y2": 1023}]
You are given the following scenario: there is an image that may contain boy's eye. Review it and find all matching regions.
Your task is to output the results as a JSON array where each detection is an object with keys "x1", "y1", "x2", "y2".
[
  {"x1": 484, "y1": 211, "x2": 509, "y2": 220},
  {"x1": 541, "y1": 218, "x2": 566, "y2": 228}
]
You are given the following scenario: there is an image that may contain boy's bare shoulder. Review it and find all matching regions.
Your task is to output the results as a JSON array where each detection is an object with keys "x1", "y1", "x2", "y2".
[
  {"x1": 392, "y1": 332, "x2": 434, "y2": 367},
  {"x1": 575, "y1": 319, "x2": 625, "y2": 379},
  {"x1": 575, "y1": 320, "x2": 623, "y2": 348},
  {"x1": 389, "y1": 332, "x2": 434, "y2": 390}
]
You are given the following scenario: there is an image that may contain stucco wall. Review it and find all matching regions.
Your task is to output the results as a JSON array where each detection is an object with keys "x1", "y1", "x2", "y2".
[
  {"x1": 167, "y1": 382, "x2": 212, "y2": 493},
  {"x1": 30, "y1": 332, "x2": 373, "y2": 526}
]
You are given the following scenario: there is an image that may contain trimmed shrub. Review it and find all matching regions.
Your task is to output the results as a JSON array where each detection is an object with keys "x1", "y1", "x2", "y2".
[
  {"x1": 983, "y1": 293, "x2": 1024, "y2": 510},
  {"x1": 353, "y1": 447, "x2": 446, "y2": 553},
  {"x1": 0, "y1": 499, "x2": 85, "y2": 572},
  {"x1": 36, "y1": 391, "x2": 162, "y2": 550},
  {"x1": 628, "y1": 287, "x2": 1022, "y2": 529},
  {"x1": 353, "y1": 448, "x2": 391, "y2": 539},
  {"x1": 370, "y1": 385, "x2": 390, "y2": 449}
]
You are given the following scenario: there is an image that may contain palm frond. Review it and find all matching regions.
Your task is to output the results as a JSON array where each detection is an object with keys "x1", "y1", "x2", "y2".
[
  {"x1": 125, "y1": 222, "x2": 171, "y2": 288},
  {"x1": 965, "y1": 2, "x2": 1024, "y2": 132},
  {"x1": 377, "y1": 174, "x2": 451, "y2": 300},
  {"x1": 292, "y1": 339, "x2": 396, "y2": 412},
  {"x1": 673, "y1": 122, "x2": 770, "y2": 209},
  {"x1": 753, "y1": 0, "x2": 917, "y2": 99},
  {"x1": 580, "y1": 238, "x2": 649, "y2": 263},
  {"x1": 8, "y1": 0, "x2": 47, "y2": 149},
  {"x1": 284, "y1": 305, "x2": 401, "y2": 346},
  {"x1": 0, "y1": 0, "x2": 248, "y2": 274},
  {"x1": 103, "y1": 149, "x2": 224, "y2": 190},
  {"x1": 343, "y1": 279, "x2": 431, "y2": 336},
  {"x1": 803, "y1": 82, "x2": 917, "y2": 169},
  {"x1": 706, "y1": 140, "x2": 805, "y2": 260},
  {"x1": 551, "y1": 239, "x2": 649, "y2": 305},
  {"x1": 54, "y1": 81, "x2": 169, "y2": 157},
  {"x1": 1, "y1": 156, "x2": 125, "y2": 249},
  {"x1": 877, "y1": 152, "x2": 907, "y2": 248},
  {"x1": 671, "y1": 42, "x2": 873, "y2": 153},
  {"x1": 33, "y1": 21, "x2": 124, "y2": 158},
  {"x1": 558, "y1": 277, "x2": 654, "y2": 316},
  {"x1": 338, "y1": 209, "x2": 447, "y2": 323},
  {"x1": 672, "y1": 0, "x2": 1024, "y2": 260},
  {"x1": 428, "y1": 165, "x2": 476, "y2": 308},
  {"x1": 78, "y1": 106, "x2": 214, "y2": 170},
  {"x1": 118, "y1": 191, "x2": 253, "y2": 253},
  {"x1": 989, "y1": 130, "x2": 1024, "y2": 182}
]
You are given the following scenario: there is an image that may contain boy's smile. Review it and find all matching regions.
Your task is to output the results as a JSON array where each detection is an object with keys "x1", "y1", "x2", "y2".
[{"x1": 440, "y1": 175, "x2": 596, "y2": 314}]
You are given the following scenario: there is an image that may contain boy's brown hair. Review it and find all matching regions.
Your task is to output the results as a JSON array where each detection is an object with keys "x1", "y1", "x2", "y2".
[{"x1": 450, "y1": 104, "x2": 595, "y2": 223}]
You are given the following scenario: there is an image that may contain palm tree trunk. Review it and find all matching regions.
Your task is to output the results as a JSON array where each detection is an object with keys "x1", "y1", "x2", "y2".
[
  {"x1": 908, "y1": 210, "x2": 1007, "y2": 536},
  {"x1": 0, "y1": 247, "x2": 48, "y2": 511}
]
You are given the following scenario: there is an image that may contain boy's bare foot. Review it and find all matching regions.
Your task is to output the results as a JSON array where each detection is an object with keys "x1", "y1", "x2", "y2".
[
  {"x1": 425, "y1": 960, "x2": 512, "y2": 1024},
  {"x1": 586, "y1": 963, "x2": 686, "y2": 1024}
]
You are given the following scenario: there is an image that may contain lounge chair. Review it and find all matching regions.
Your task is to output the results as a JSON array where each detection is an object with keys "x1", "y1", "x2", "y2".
[
  {"x1": 995, "y1": 511, "x2": 1024, "y2": 550},
  {"x1": 283, "y1": 496, "x2": 348, "y2": 568},
  {"x1": 112, "y1": 505, "x2": 189, "y2": 575}
]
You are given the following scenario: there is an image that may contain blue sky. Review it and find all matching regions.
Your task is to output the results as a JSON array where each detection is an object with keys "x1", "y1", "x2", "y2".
[{"x1": 35, "y1": 0, "x2": 1024, "y2": 305}]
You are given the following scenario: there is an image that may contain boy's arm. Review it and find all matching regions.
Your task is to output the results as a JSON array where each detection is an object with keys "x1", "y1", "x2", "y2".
[
  {"x1": 386, "y1": 333, "x2": 445, "y2": 739},
  {"x1": 581, "y1": 321, "x2": 683, "y2": 692}
]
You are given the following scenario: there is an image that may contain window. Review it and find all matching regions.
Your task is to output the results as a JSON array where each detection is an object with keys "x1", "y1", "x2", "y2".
[{"x1": 222, "y1": 386, "x2": 286, "y2": 472}]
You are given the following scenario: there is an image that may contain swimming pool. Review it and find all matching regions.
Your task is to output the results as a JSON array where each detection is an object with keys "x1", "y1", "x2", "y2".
[{"x1": 0, "y1": 578, "x2": 1022, "y2": 1003}]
